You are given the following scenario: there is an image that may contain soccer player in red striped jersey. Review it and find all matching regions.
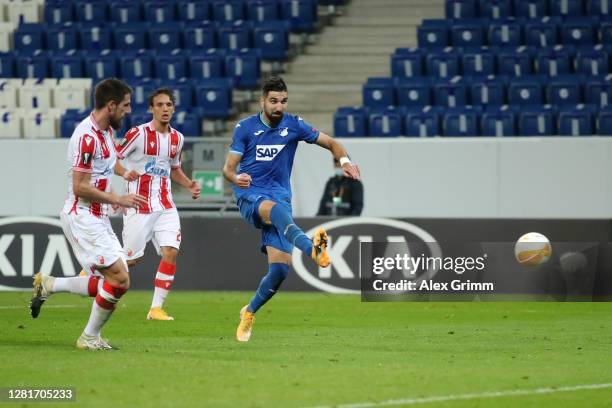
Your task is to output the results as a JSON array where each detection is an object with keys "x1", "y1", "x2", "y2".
[
  {"x1": 30, "y1": 78, "x2": 148, "y2": 350},
  {"x1": 115, "y1": 88, "x2": 201, "y2": 321}
]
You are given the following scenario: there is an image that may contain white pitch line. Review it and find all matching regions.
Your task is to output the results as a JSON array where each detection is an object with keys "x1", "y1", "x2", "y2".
[
  {"x1": 308, "y1": 383, "x2": 612, "y2": 408},
  {"x1": 0, "y1": 305, "x2": 79, "y2": 310}
]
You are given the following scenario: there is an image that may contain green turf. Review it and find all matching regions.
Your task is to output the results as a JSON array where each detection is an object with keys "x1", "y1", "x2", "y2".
[{"x1": 1, "y1": 291, "x2": 611, "y2": 408}]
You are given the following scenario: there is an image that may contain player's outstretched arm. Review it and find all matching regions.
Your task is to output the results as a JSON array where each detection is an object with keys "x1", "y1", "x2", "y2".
[
  {"x1": 72, "y1": 170, "x2": 147, "y2": 209},
  {"x1": 223, "y1": 152, "x2": 251, "y2": 189},
  {"x1": 170, "y1": 167, "x2": 201, "y2": 199},
  {"x1": 315, "y1": 132, "x2": 361, "y2": 180}
]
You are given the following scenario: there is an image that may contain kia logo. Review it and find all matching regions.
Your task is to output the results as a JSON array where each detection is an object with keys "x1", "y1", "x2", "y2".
[
  {"x1": 292, "y1": 218, "x2": 442, "y2": 294},
  {"x1": 0, "y1": 217, "x2": 77, "y2": 290}
]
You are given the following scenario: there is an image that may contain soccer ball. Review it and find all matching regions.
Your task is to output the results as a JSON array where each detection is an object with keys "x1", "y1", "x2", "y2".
[{"x1": 514, "y1": 232, "x2": 552, "y2": 266}]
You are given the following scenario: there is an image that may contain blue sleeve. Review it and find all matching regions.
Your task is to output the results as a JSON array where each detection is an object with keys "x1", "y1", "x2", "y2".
[
  {"x1": 295, "y1": 116, "x2": 320, "y2": 144},
  {"x1": 229, "y1": 122, "x2": 248, "y2": 155}
]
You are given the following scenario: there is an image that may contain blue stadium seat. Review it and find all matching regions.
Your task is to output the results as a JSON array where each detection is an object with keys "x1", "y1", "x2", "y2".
[
  {"x1": 44, "y1": 0, "x2": 75, "y2": 25},
  {"x1": 79, "y1": 24, "x2": 113, "y2": 50},
  {"x1": 560, "y1": 17, "x2": 598, "y2": 46},
  {"x1": 172, "y1": 110, "x2": 201, "y2": 136},
  {"x1": 280, "y1": 0, "x2": 318, "y2": 32},
  {"x1": 253, "y1": 21, "x2": 289, "y2": 60},
  {"x1": 75, "y1": 0, "x2": 108, "y2": 23},
  {"x1": 601, "y1": 21, "x2": 612, "y2": 43},
  {"x1": 576, "y1": 46, "x2": 609, "y2": 76},
  {"x1": 149, "y1": 26, "x2": 182, "y2": 50},
  {"x1": 470, "y1": 75, "x2": 507, "y2": 105},
  {"x1": 363, "y1": 77, "x2": 396, "y2": 109},
  {"x1": 405, "y1": 106, "x2": 442, "y2": 137},
  {"x1": 391, "y1": 48, "x2": 423, "y2": 78},
  {"x1": 189, "y1": 49, "x2": 225, "y2": 79},
  {"x1": 597, "y1": 108, "x2": 612, "y2": 135},
  {"x1": 442, "y1": 106, "x2": 480, "y2": 136},
  {"x1": 524, "y1": 17, "x2": 560, "y2": 48},
  {"x1": 61, "y1": 109, "x2": 89, "y2": 138},
  {"x1": 462, "y1": 47, "x2": 495, "y2": 76},
  {"x1": 536, "y1": 47, "x2": 572, "y2": 77},
  {"x1": 518, "y1": 105, "x2": 556, "y2": 135},
  {"x1": 589, "y1": 0, "x2": 612, "y2": 15},
  {"x1": 550, "y1": 0, "x2": 583, "y2": 16},
  {"x1": 396, "y1": 77, "x2": 432, "y2": 107},
  {"x1": 426, "y1": 49, "x2": 460, "y2": 78},
  {"x1": 451, "y1": 19, "x2": 486, "y2": 47},
  {"x1": 129, "y1": 78, "x2": 159, "y2": 110},
  {"x1": 16, "y1": 51, "x2": 49, "y2": 78},
  {"x1": 128, "y1": 111, "x2": 151, "y2": 129},
  {"x1": 183, "y1": 21, "x2": 217, "y2": 50},
  {"x1": 162, "y1": 79, "x2": 193, "y2": 110},
  {"x1": 334, "y1": 106, "x2": 367, "y2": 137},
  {"x1": 247, "y1": 0, "x2": 280, "y2": 22},
  {"x1": 515, "y1": 0, "x2": 547, "y2": 18},
  {"x1": 479, "y1": 0, "x2": 512, "y2": 19},
  {"x1": 433, "y1": 77, "x2": 468, "y2": 107},
  {"x1": 194, "y1": 78, "x2": 234, "y2": 118},
  {"x1": 218, "y1": 21, "x2": 252, "y2": 51},
  {"x1": 368, "y1": 106, "x2": 404, "y2": 137},
  {"x1": 85, "y1": 49, "x2": 118, "y2": 81},
  {"x1": 110, "y1": 1, "x2": 142, "y2": 24},
  {"x1": 481, "y1": 105, "x2": 517, "y2": 136},
  {"x1": 497, "y1": 47, "x2": 534, "y2": 76},
  {"x1": 585, "y1": 75, "x2": 612, "y2": 108},
  {"x1": 120, "y1": 49, "x2": 154, "y2": 79},
  {"x1": 558, "y1": 104, "x2": 596, "y2": 135},
  {"x1": 546, "y1": 74, "x2": 584, "y2": 105},
  {"x1": 114, "y1": 23, "x2": 149, "y2": 50},
  {"x1": 488, "y1": 20, "x2": 522, "y2": 47},
  {"x1": 46, "y1": 23, "x2": 79, "y2": 51},
  {"x1": 508, "y1": 76, "x2": 545, "y2": 105},
  {"x1": 51, "y1": 51, "x2": 83, "y2": 78},
  {"x1": 0, "y1": 52, "x2": 15, "y2": 77},
  {"x1": 225, "y1": 48, "x2": 261, "y2": 88},
  {"x1": 445, "y1": 0, "x2": 477, "y2": 18},
  {"x1": 14, "y1": 24, "x2": 45, "y2": 53},
  {"x1": 211, "y1": 0, "x2": 246, "y2": 22},
  {"x1": 156, "y1": 50, "x2": 187, "y2": 80},
  {"x1": 417, "y1": 20, "x2": 451, "y2": 48},
  {"x1": 178, "y1": 1, "x2": 211, "y2": 22},
  {"x1": 143, "y1": 1, "x2": 177, "y2": 23}
]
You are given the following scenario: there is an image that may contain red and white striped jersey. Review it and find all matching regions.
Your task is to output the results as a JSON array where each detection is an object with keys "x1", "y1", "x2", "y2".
[
  {"x1": 116, "y1": 121, "x2": 184, "y2": 214},
  {"x1": 62, "y1": 114, "x2": 117, "y2": 218}
]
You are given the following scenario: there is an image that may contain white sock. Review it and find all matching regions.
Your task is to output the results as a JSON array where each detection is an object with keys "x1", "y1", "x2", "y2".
[
  {"x1": 52, "y1": 276, "x2": 89, "y2": 295},
  {"x1": 83, "y1": 301, "x2": 113, "y2": 337},
  {"x1": 83, "y1": 280, "x2": 126, "y2": 337},
  {"x1": 151, "y1": 261, "x2": 175, "y2": 309}
]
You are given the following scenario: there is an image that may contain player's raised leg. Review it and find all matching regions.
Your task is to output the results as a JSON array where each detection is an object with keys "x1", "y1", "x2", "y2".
[
  {"x1": 30, "y1": 273, "x2": 101, "y2": 318},
  {"x1": 147, "y1": 246, "x2": 178, "y2": 321},
  {"x1": 258, "y1": 200, "x2": 330, "y2": 267}
]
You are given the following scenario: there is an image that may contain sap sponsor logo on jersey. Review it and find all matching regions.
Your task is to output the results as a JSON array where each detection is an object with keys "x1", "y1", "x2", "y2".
[
  {"x1": 256, "y1": 145, "x2": 285, "y2": 161},
  {"x1": 292, "y1": 218, "x2": 441, "y2": 294},
  {"x1": 144, "y1": 159, "x2": 170, "y2": 177},
  {"x1": 0, "y1": 217, "x2": 78, "y2": 291}
]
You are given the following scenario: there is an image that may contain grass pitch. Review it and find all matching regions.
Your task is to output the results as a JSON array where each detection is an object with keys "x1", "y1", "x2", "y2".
[{"x1": 1, "y1": 291, "x2": 611, "y2": 407}]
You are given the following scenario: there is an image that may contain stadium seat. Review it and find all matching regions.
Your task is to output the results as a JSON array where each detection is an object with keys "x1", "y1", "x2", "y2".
[
  {"x1": 193, "y1": 78, "x2": 234, "y2": 118},
  {"x1": 156, "y1": 50, "x2": 188, "y2": 80},
  {"x1": 114, "y1": 23, "x2": 149, "y2": 50},
  {"x1": 172, "y1": 110, "x2": 201, "y2": 136},
  {"x1": 165, "y1": 78, "x2": 193, "y2": 110},
  {"x1": 44, "y1": 0, "x2": 75, "y2": 25},
  {"x1": 120, "y1": 49, "x2": 154, "y2": 80},
  {"x1": 183, "y1": 21, "x2": 218, "y2": 50},
  {"x1": 589, "y1": 0, "x2": 612, "y2": 16},
  {"x1": 143, "y1": 1, "x2": 177, "y2": 23},
  {"x1": 85, "y1": 49, "x2": 119, "y2": 81},
  {"x1": 480, "y1": 105, "x2": 517, "y2": 136},
  {"x1": 396, "y1": 77, "x2": 432, "y2": 107},
  {"x1": 0, "y1": 110, "x2": 22, "y2": 138},
  {"x1": 247, "y1": 0, "x2": 280, "y2": 22},
  {"x1": 497, "y1": 47, "x2": 534, "y2": 77},
  {"x1": 524, "y1": 17, "x2": 560, "y2": 48},
  {"x1": 7, "y1": 1, "x2": 40, "y2": 24},
  {"x1": 253, "y1": 21, "x2": 289, "y2": 60},
  {"x1": 46, "y1": 23, "x2": 79, "y2": 52},
  {"x1": 433, "y1": 77, "x2": 468, "y2": 107},
  {"x1": 451, "y1": 19, "x2": 486, "y2": 47},
  {"x1": 22, "y1": 109, "x2": 61, "y2": 139},
  {"x1": 75, "y1": 0, "x2": 109, "y2": 23},
  {"x1": 129, "y1": 79, "x2": 159, "y2": 110},
  {"x1": 0, "y1": 79, "x2": 18, "y2": 108},
  {"x1": 280, "y1": 0, "x2": 318, "y2": 32},
  {"x1": 50, "y1": 51, "x2": 84, "y2": 79},
  {"x1": 178, "y1": 1, "x2": 211, "y2": 22},
  {"x1": 16, "y1": 51, "x2": 50, "y2": 79},
  {"x1": 14, "y1": 24, "x2": 45, "y2": 53},
  {"x1": 488, "y1": 20, "x2": 522, "y2": 47},
  {"x1": 518, "y1": 105, "x2": 556, "y2": 135},
  {"x1": 470, "y1": 75, "x2": 507, "y2": 105},
  {"x1": 508, "y1": 76, "x2": 545, "y2": 105},
  {"x1": 550, "y1": 0, "x2": 583, "y2": 17},
  {"x1": 462, "y1": 47, "x2": 495, "y2": 76},
  {"x1": 19, "y1": 78, "x2": 53, "y2": 110},
  {"x1": 585, "y1": 75, "x2": 612, "y2": 108},
  {"x1": 536, "y1": 47, "x2": 572, "y2": 77},
  {"x1": 597, "y1": 108, "x2": 612, "y2": 135},
  {"x1": 445, "y1": 0, "x2": 477, "y2": 18},
  {"x1": 405, "y1": 105, "x2": 442, "y2": 137},
  {"x1": 426, "y1": 49, "x2": 460, "y2": 78},
  {"x1": 391, "y1": 48, "x2": 423, "y2": 78},
  {"x1": 0, "y1": 52, "x2": 15, "y2": 77},
  {"x1": 79, "y1": 24, "x2": 113, "y2": 50},
  {"x1": 0, "y1": 22, "x2": 15, "y2": 52},
  {"x1": 560, "y1": 17, "x2": 598, "y2": 46},
  {"x1": 225, "y1": 48, "x2": 261, "y2": 88},
  {"x1": 601, "y1": 21, "x2": 612, "y2": 43},
  {"x1": 557, "y1": 104, "x2": 596, "y2": 136},
  {"x1": 546, "y1": 75, "x2": 584, "y2": 105},
  {"x1": 442, "y1": 106, "x2": 480, "y2": 136},
  {"x1": 149, "y1": 26, "x2": 182, "y2": 51},
  {"x1": 479, "y1": 0, "x2": 512, "y2": 19},
  {"x1": 54, "y1": 78, "x2": 92, "y2": 110},
  {"x1": 417, "y1": 19, "x2": 451, "y2": 48},
  {"x1": 334, "y1": 106, "x2": 367, "y2": 137},
  {"x1": 576, "y1": 46, "x2": 609, "y2": 76},
  {"x1": 110, "y1": 1, "x2": 142, "y2": 24},
  {"x1": 60, "y1": 109, "x2": 89, "y2": 138},
  {"x1": 363, "y1": 77, "x2": 396, "y2": 109},
  {"x1": 515, "y1": 0, "x2": 548, "y2": 18},
  {"x1": 211, "y1": 0, "x2": 246, "y2": 22},
  {"x1": 368, "y1": 106, "x2": 404, "y2": 137},
  {"x1": 217, "y1": 21, "x2": 252, "y2": 51},
  {"x1": 189, "y1": 49, "x2": 225, "y2": 79}
]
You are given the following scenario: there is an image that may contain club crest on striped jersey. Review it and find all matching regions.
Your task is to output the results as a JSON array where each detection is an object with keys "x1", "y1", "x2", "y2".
[{"x1": 256, "y1": 144, "x2": 285, "y2": 161}]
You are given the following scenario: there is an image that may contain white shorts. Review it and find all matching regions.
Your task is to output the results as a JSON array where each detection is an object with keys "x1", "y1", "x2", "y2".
[
  {"x1": 122, "y1": 208, "x2": 181, "y2": 260},
  {"x1": 60, "y1": 212, "x2": 124, "y2": 276}
]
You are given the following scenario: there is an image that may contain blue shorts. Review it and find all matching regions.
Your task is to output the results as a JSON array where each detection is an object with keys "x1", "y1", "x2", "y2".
[{"x1": 237, "y1": 192, "x2": 294, "y2": 255}]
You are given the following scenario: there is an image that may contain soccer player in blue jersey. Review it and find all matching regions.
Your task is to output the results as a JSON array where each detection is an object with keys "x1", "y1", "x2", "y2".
[{"x1": 223, "y1": 76, "x2": 361, "y2": 342}]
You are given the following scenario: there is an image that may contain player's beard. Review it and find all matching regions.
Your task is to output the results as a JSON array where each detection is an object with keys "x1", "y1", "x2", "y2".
[
  {"x1": 267, "y1": 110, "x2": 283, "y2": 126},
  {"x1": 109, "y1": 115, "x2": 124, "y2": 130}
]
